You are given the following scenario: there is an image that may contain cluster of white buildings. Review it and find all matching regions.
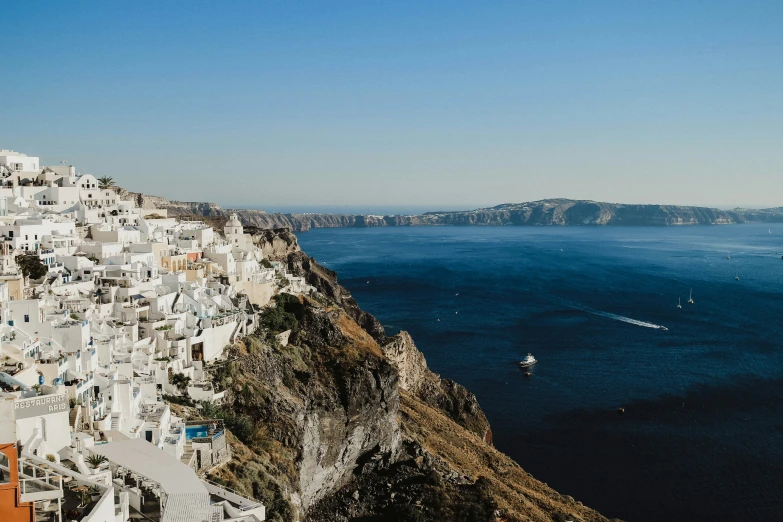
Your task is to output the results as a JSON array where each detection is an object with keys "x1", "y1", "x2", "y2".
[{"x1": 0, "y1": 150, "x2": 314, "y2": 522}]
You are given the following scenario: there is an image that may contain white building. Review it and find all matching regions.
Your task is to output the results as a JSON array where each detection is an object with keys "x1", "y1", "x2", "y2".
[
  {"x1": 0, "y1": 149, "x2": 280, "y2": 521},
  {"x1": 0, "y1": 150, "x2": 39, "y2": 174}
]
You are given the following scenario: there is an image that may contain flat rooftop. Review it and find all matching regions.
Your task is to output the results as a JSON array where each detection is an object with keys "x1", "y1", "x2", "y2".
[{"x1": 91, "y1": 437, "x2": 207, "y2": 495}]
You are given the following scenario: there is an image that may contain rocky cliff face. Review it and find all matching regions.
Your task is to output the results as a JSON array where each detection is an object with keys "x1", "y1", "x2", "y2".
[
  {"x1": 205, "y1": 302, "x2": 401, "y2": 518},
  {"x1": 382, "y1": 332, "x2": 492, "y2": 443},
  {"x1": 286, "y1": 251, "x2": 387, "y2": 340},
  {"x1": 249, "y1": 228, "x2": 302, "y2": 260},
  {"x1": 200, "y1": 229, "x2": 615, "y2": 521}
]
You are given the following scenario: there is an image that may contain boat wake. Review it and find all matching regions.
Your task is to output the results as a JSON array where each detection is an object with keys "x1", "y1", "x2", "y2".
[{"x1": 562, "y1": 301, "x2": 668, "y2": 331}]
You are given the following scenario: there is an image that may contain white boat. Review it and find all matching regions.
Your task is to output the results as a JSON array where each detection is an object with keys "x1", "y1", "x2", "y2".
[
  {"x1": 519, "y1": 353, "x2": 537, "y2": 368},
  {"x1": 677, "y1": 298, "x2": 682, "y2": 309},
  {"x1": 687, "y1": 289, "x2": 694, "y2": 304},
  {"x1": 735, "y1": 273, "x2": 739, "y2": 281}
]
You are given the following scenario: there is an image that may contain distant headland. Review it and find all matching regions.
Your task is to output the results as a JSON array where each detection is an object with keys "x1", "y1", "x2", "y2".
[{"x1": 121, "y1": 189, "x2": 783, "y2": 232}]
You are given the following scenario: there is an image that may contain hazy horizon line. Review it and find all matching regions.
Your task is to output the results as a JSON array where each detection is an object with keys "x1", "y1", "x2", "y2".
[{"x1": 215, "y1": 200, "x2": 780, "y2": 215}]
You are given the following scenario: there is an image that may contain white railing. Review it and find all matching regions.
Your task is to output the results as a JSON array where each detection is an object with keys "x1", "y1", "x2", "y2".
[
  {"x1": 203, "y1": 479, "x2": 264, "y2": 512},
  {"x1": 17, "y1": 460, "x2": 64, "y2": 502}
]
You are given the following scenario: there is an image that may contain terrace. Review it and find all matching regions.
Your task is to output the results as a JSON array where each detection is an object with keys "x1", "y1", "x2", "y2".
[{"x1": 89, "y1": 438, "x2": 263, "y2": 521}]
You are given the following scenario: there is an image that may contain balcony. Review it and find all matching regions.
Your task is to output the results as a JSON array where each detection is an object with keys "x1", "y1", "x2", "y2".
[{"x1": 17, "y1": 459, "x2": 64, "y2": 503}]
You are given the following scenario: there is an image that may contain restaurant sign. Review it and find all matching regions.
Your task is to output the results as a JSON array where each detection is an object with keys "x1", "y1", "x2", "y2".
[{"x1": 14, "y1": 393, "x2": 68, "y2": 419}]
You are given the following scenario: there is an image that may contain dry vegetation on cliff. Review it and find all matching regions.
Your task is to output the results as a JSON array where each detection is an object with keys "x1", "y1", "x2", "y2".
[{"x1": 175, "y1": 231, "x2": 616, "y2": 522}]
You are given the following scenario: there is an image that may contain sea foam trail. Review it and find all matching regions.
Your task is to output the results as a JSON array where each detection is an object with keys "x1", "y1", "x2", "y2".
[{"x1": 562, "y1": 300, "x2": 667, "y2": 330}]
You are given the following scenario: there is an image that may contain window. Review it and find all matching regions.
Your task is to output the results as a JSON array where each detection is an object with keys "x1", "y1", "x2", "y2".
[
  {"x1": 24, "y1": 314, "x2": 29, "y2": 322},
  {"x1": 34, "y1": 235, "x2": 37, "y2": 240},
  {"x1": 25, "y1": 235, "x2": 28, "y2": 240}
]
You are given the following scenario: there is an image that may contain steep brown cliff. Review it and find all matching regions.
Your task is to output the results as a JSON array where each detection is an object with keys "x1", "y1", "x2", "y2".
[
  {"x1": 197, "y1": 231, "x2": 615, "y2": 521},
  {"x1": 205, "y1": 302, "x2": 401, "y2": 519},
  {"x1": 382, "y1": 331, "x2": 492, "y2": 444}
]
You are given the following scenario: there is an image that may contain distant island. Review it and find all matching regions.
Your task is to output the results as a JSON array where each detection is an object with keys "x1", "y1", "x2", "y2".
[{"x1": 121, "y1": 190, "x2": 783, "y2": 232}]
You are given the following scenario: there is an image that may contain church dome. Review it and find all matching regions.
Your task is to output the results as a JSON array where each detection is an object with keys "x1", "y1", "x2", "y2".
[{"x1": 225, "y1": 213, "x2": 242, "y2": 229}]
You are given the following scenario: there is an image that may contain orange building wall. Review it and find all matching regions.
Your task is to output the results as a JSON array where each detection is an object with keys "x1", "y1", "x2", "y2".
[{"x1": 0, "y1": 443, "x2": 35, "y2": 522}]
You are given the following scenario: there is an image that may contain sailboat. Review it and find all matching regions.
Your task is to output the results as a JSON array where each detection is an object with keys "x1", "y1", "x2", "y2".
[
  {"x1": 687, "y1": 289, "x2": 694, "y2": 304},
  {"x1": 677, "y1": 298, "x2": 682, "y2": 309}
]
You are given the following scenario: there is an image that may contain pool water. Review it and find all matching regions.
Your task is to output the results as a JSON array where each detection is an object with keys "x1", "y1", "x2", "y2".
[{"x1": 185, "y1": 425, "x2": 208, "y2": 440}]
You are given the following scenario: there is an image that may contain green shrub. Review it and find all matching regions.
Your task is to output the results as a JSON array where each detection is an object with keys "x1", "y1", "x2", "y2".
[
  {"x1": 170, "y1": 373, "x2": 191, "y2": 392},
  {"x1": 17, "y1": 254, "x2": 47, "y2": 280},
  {"x1": 262, "y1": 306, "x2": 298, "y2": 334},
  {"x1": 86, "y1": 454, "x2": 107, "y2": 468},
  {"x1": 199, "y1": 401, "x2": 255, "y2": 445}
]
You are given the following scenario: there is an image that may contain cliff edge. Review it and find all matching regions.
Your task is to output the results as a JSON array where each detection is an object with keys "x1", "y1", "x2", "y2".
[{"x1": 187, "y1": 230, "x2": 617, "y2": 522}]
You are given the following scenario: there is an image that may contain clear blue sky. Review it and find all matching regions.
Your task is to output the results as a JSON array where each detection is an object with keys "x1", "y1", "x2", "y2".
[{"x1": 1, "y1": 1, "x2": 781, "y2": 209}]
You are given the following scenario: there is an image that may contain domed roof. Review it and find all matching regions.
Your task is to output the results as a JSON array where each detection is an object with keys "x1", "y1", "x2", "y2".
[{"x1": 225, "y1": 213, "x2": 242, "y2": 228}]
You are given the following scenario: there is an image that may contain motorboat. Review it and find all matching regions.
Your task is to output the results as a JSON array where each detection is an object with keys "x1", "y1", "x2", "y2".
[
  {"x1": 687, "y1": 289, "x2": 694, "y2": 304},
  {"x1": 677, "y1": 297, "x2": 682, "y2": 309},
  {"x1": 519, "y1": 353, "x2": 537, "y2": 368}
]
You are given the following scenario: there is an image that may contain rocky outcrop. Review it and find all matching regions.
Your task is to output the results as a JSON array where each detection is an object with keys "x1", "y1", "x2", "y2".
[
  {"x1": 380, "y1": 332, "x2": 429, "y2": 392},
  {"x1": 382, "y1": 332, "x2": 492, "y2": 443},
  {"x1": 250, "y1": 228, "x2": 301, "y2": 261}
]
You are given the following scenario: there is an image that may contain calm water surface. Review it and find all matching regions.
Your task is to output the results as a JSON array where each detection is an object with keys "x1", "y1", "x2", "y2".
[{"x1": 298, "y1": 225, "x2": 783, "y2": 522}]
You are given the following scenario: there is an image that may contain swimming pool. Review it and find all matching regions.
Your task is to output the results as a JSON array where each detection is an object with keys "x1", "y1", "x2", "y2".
[{"x1": 185, "y1": 425, "x2": 208, "y2": 440}]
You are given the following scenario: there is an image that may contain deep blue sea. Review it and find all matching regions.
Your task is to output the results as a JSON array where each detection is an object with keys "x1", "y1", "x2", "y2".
[{"x1": 298, "y1": 225, "x2": 783, "y2": 522}]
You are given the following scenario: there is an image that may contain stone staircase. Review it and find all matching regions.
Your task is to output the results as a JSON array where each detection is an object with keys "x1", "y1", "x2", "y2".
[{"x1": 69, "y1": 404, "x2": 81, "y2": 430}]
